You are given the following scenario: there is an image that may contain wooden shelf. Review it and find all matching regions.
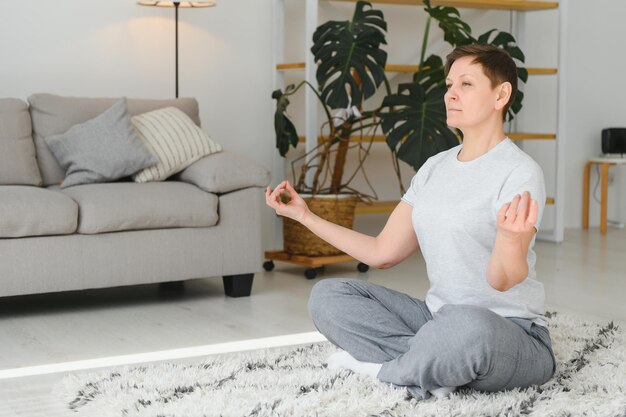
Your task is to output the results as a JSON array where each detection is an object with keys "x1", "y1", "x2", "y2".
[
  {"x1": 355, "y1": 200, "x2": 399, "y2": 214},
  {"x1": 277, "y1": 62, "x2": 557, "y2": 75},
  {"x1": 323, "y1": 0, "x2": 558, "y2": 11},
  {"x1": 276, "y1": 63, "x2": 306, "y2": 71},
  {"x1": 508, "y1": 133, "x2": 556, "y2": 140},
  {"x1": 298, "y1": 133, "x2": 555, "y2": 143},
  {"x1": 525, "y1": 68, "x2": 558, "y2": 75},
  {"x1": 356, "y1": 197, "x2": 555, "y2": 215}
]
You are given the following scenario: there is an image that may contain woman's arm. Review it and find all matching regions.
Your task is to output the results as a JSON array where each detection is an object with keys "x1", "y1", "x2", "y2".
[
  {"x1": 266, "y1": 181, "x2": 419, "y2": 269},
  {"x1": 487, "y1": 191, "x2": 538, "y2": 291}
]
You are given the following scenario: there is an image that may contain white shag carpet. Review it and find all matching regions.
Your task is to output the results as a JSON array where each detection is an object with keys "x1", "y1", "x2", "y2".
[{"x1": 58, "y1": 311, "x2": 626, "y2": 417}]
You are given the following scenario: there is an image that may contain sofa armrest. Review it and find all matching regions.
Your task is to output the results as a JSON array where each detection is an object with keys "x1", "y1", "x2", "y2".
[{"x1": 175, "y1": 150, "x2": 271, "y2": 194}]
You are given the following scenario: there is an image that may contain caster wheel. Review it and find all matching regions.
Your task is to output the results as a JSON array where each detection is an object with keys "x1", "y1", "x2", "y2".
[
  {"x1": 263, "y1": 260, "x2": 275, "y2": 271},
  {"x1": 357, "y1": 262, "x2": 369, "y2": 273},
  {"x1": 304, "y1": 268, "x2": 318, "y2": 279}
]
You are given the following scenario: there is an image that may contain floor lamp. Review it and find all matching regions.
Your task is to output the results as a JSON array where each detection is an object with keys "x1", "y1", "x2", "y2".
[{"x1": 138, "y1": 1, "x2": 216, "y2": 98}]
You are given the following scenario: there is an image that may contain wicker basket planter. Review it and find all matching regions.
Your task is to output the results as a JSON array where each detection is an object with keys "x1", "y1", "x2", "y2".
[{"x1": 283, "y1": 194, "x2": 358, "y2": 256}]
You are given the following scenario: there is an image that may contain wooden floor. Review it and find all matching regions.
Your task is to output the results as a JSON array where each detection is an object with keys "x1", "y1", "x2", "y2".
[{"x1": 1, "y1": 227, "x2": 625, "y2": 416}]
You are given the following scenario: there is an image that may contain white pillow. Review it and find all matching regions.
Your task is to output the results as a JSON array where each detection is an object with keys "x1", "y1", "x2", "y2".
[{"x1": 131, "y1": 107, "x2": 222, "y2": 182}]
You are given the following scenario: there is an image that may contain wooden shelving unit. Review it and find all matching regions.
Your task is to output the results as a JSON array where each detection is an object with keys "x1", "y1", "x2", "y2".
[
  {"x1": 277, "y1": 62, "x2": 557, "y2": 75},
  {"x1": 323, "y1": 0, "x2": 557, "y2": 11},
  {"x1": 297, "y1": 133, "x2": 556, "y2": 144},
  {"x1": 274, "y1": 0, "x2": 565, "y2": 242}
]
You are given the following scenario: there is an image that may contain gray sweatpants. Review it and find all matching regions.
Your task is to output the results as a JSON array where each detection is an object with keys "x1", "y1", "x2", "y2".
[{"x1": 308, "y1": 278, "x2": 556, "y2": 399}]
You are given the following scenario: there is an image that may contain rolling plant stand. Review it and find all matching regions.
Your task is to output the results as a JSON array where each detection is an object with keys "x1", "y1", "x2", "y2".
[{"x1": 263, "y1": 250, "x2": 369, "y2": 279}]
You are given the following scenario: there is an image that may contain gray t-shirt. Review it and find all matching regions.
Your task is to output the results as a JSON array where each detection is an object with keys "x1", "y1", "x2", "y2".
[{"x1": 402, "y1": 138, "x2": 547, "y2": 327}]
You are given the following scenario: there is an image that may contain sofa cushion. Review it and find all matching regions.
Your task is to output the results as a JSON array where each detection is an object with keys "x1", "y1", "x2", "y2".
[
  {"x1": 0, "y1": 186, "x2": 78, "y2": 237},
  {"x1": 28, "y1": 94, "x2": 202, "y2": 186},
  {"x1": 44, "y1": 98, "x2": 157, "y2": 188},
  {"x1": 58, "y1": 182, "x2": 218, "y2": 234},
  {"x1": 131, "y1": 107, "x2": 222, "y2": 182},
  {"x1": 0, "y1": 99, "x2": 43, "y2": 186},
  {"x1": 176, "y1": 150, "x2": 271, "y2": 193}
]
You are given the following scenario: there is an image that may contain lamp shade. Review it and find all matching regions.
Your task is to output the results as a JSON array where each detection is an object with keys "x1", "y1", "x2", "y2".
[{"x1": 138, "y1": 1, "x2": 215, "y2": 7}]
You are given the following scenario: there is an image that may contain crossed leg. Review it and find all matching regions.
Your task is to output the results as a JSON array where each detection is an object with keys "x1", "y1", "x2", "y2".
[{"x1": 308, "y1": 278, "x2": 554, "y2": 399}]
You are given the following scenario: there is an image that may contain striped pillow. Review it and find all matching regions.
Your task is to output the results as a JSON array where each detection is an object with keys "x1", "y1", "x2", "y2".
[{"x1": 130, "y1": 107, "x2": 222, "y2": 182}]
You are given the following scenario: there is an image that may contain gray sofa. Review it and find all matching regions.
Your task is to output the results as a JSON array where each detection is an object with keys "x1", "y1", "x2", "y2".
[{"x1": 0, "y1": 94, "x2": 270, "y2": 298}]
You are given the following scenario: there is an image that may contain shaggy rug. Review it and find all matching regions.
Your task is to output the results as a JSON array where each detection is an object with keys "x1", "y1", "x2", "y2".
[{"x1": 58, "y1": 311, "x2": 626, "y2": 417}]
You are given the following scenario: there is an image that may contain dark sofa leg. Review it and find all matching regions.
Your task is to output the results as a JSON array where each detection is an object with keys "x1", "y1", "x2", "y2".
[{"x1": 223, "y1": 274, "x2": 254, "y2": 297}]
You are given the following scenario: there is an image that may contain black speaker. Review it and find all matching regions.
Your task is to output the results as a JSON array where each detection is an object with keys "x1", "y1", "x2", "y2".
[{"x1": 602, "y1": 128, "x2": 626, "y2": 154}]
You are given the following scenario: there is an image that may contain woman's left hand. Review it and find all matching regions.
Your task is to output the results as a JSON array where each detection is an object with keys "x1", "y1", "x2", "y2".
[
  {"x1": 489, "y1": 191, "x2": 538, "y2": 290},
  {"x1": 497, "y1": 191, "x2": 538, "y2": 240}
]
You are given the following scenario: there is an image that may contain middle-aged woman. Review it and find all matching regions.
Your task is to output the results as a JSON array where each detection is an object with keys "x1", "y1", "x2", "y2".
[{"x1": 265, "y1": 44, "x2": 555, "y2": 400}]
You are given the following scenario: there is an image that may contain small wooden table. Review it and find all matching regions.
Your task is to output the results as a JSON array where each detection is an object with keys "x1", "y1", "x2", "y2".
[{"x1": 583, "y1": 157, "x2": 626, "y2": 234}]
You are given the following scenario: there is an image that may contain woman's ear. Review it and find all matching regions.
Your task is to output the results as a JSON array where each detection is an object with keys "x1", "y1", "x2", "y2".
[{"x1": 495, "y1": 82, "x2": 512, "y2": 111}]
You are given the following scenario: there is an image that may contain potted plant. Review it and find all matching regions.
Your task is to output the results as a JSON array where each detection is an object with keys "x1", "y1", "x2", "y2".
[{"x1": 272, "y1": 0, "x2": 527, "y2": 256}]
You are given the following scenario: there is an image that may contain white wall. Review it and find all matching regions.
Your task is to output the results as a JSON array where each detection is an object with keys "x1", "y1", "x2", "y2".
[
  {"x1": 0, "y1": 0, "x2": 278, "y2": 248},
  {"x1": 497, "y1": 0, "x2": 626, "y2": 230},
  {"x1": 560, "y1": 0, "x2": 626, "y2": 228},
  {"x1": 1, "y1": 0, "x2": 624, "y2": 250}
]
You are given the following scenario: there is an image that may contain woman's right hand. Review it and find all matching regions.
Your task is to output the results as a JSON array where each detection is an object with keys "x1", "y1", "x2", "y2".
[{"x1": 265, "y1": 180, "x2": 311, "y2": 224}]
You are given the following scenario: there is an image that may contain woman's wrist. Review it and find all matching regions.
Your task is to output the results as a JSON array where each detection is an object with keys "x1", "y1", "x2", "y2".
[{"x1": 299, "y1": 208, "x2": 314, "y2": 227}]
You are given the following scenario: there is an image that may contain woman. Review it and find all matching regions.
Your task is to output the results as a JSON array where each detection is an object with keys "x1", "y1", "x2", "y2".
[{"x1": 265, "y1": 44, "x2": 556, "y2": 400}]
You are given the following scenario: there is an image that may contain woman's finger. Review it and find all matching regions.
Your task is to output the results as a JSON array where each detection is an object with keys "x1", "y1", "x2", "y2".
[
  {"x1": 498, "y1": 203, "x2": 510, "y2": 225},
  {"x1": 516, "y1": 191, "x2": 530, "y2": 224},
  {"x1": 270, "y1": 183, "x2": 285, "y2": 200},
  {"x1": 526, "y1": 199, "x2": 538, "y2": 229},
  {"x1": 284, "y1": 181, "x2": 300, "y2": 199},
  {"x1": 507, "y1": 194, "x2": 521, "y2": 222},
  {"x1": 284, "y1": 180, "x2": 296, "y2": 193},
  {"x1": 268, "y1": 184, "x2": 284, "y2": 205}
]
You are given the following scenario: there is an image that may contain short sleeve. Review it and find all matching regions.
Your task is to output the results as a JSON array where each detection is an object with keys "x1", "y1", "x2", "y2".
[
  {"x1": 400, "y1": 150, "x2": 447, "y2": 207},
  {"x1": 494, "y1": 161, "x2": 547, "y2": 232},
  {"x1": 401, "y1": 173, "x2": 419, "y2": 207}
]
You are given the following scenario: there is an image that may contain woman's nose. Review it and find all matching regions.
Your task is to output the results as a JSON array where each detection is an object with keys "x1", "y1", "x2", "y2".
[{"x1": 445, "y1": 90, "x2": 457, "y2": 101}]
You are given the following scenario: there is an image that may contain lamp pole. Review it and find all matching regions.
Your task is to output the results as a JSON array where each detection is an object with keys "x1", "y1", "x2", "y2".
[
  {"x1": 174, "y1": 1, "x2": 179, "y2": 98},
  {"x1": 138, "y1": 0, "x2": 215, "y2": 99}
]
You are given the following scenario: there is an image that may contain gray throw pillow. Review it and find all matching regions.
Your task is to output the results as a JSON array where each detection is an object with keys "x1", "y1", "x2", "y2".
[{"x1": 44, "y1": 98, "x2": 157, "y2": 188}]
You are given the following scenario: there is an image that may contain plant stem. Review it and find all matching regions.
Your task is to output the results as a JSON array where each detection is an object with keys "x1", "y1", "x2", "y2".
[
  {"x1": 419, "y1": 16, "x2": 431, "y2": 68},
  {"x1": 284, "y1": 81, "x2": 335, "y2": 127},
  {"x1": 330, "y1": 123, "x2": 352, "y2": 194},
  {"x1": 312, "y1": 138, "x2": 332, "y2": 192}
]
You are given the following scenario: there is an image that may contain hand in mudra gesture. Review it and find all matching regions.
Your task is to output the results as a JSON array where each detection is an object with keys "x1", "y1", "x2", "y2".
[
  {"x1": 265, "y1": 180, "x2": 310, "y2": 223},
  {"x1": 497, "y1": 191, "x2": 538, "y2": 240}
]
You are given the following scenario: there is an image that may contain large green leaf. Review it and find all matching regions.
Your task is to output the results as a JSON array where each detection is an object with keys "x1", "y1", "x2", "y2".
[
  {"x1": 272, "y1": 87, "x2": 299, "y2": 157},
  {"x1": 476, "y1": 29, "x2": 528, "y2": 121},
  {"x1": 423, "y1": 0, "x2": 473, "y2": 47},
  {"x1": 380, "y1": 55, "x2": 459, "y2": 171},
  {"x1": 311, "y1": 1, "x2": 388, "y2": 109}
]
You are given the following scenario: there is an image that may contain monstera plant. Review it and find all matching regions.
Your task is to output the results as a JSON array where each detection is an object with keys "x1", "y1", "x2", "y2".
[{"x1": 272, "y1": 0, "x2": 528, "y2": 199}]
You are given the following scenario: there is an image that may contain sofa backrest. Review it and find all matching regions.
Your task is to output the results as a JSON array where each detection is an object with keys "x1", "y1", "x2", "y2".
[
  {"x1": 0, "y1": 98, "x2": 43, "y2": 186},
  {"x1": 28, "y1": 93, "x2": 202, "y2": 186}
]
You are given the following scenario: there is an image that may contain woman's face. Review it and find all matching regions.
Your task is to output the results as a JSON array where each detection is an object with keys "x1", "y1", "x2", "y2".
[{"x1": 444, "y1": 56, "x2": 508, "y2": 130}]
